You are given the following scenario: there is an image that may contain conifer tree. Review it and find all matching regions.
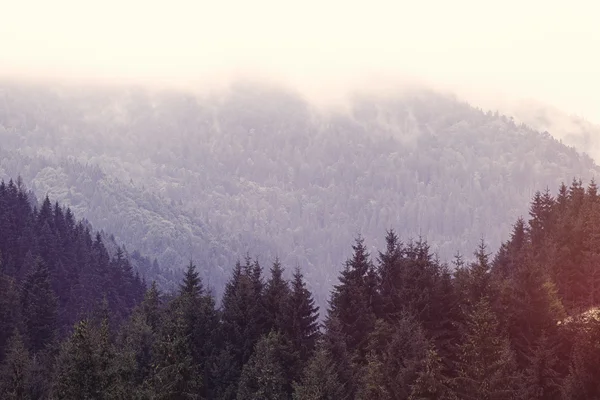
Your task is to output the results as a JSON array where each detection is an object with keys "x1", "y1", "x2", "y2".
[
  {"x1": 52, "y1": 320, "x2": 104, "y2": 399},
  {"x1": 292, "y1": 343, "x2": 345, "y2": 400},
  {"x1": 284, "y1": 266, "x2": 319, "y2": 365},
  {"x1": 357, "y1": 316, "x2": 428, "y2": 400},
  {"x1": 0, "y1": 330, "x2": 31, "y2": 400},
  {"x1": 151, "y1": 303, "x2": 202, "y2": 400},
  {"x1": 20, "y1": 258, "x2": 58, "y2": 354},
  {"x1": 455, "y1": 298, "x2": 521, "y2": 400},
  {"x1": 519, "y1": 333, "x2": 561, "y2": 400},
  {"x1": 328, "y1": 236, "x2": 377, "y2": 364},
  {"x1": 0, "y1": 272, "x2": 19, "y2": 361},
  {"x1": 408, "y1": 348, "x2": 456, "y2": 400},
  {"x1": 377, "y1": 229, "x2": 403, "y2": 320},
  {"x1": 236, "y1": 332, "x2": 288, "y2": 400},
  {"x1": 264, "y1": 258, "x2": 291, "y2": 334},
  {"x1": 322, "y1": 316, "x2": 356, "y2": 400},
  {"x1": 221, "y1": 261, "x2": 266, "y2": 372}
]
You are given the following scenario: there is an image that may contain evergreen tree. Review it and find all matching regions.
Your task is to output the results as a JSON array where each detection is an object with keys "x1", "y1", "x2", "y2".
[
  {"x1": 292, "y1": 343, "x2": 345, "y2": 400},
  {"x1": 20, "y1": 258, "x2": 58, "y2": 354},
  {"x1": 221, "y1": 260, "x2": 266, "y2": 375},
  {"x1": 151, "y1": 303, "x2": 202, "y2": 400},
  {"x1": 408, "y1": 348, "x2": 456, "y2": 400},
  {"x1": 519, "y1": 333, "x2": 561, "y2": 400},
  {"x1": 322, "y1": 317, "x2": 356, "y2": 400},
  {"x1": 356, "y1": 316, "x2": 428, "y2": 400},
  {"x1": 284, "y1": 266, "x2": 320, "y2": 365},
  {"x1": 0, "y1": 272, "x2": 19, "y2": 362},
  {"x1": 52, "y1": 320, "x2": 104, "y2": 400},
  {"x1": 377, "y1": 229, "x2": 403, "y2": 319},
  {"x1": 327, "y1": 236, "x2": 377, "y2": 365},
  {"x1": 264, "y1": 258, "x2": 291, "y2": 334},
  {"x1": 0, "y1": 330, "x2": 31, "y2": 400},
  {"x1": 207, "y1": 344, "x2": 239, "y2": 400},
  {"x1": 176, "y1": 261, "x2": 219, "y2": 397},
  {"x1": 455, "y1": 298, "x2": 521, "y2": 400},
  {"x1": 236, "y1": 332, "x2": 288, "y2": 400}
]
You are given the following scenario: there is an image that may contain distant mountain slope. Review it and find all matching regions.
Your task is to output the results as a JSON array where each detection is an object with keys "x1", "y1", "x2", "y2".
[{"x1": 1, "y1": 80, "x2": 598, "y2": 304}]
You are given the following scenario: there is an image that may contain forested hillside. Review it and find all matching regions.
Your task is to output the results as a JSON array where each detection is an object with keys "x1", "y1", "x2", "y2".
[
  {"x1": 0, "y1": 179, "x2": 146, "y2": 357},
  {"x1": 1, "y1": 80, "x2": 598, "y2": 304},
  {"x1": 3, "y1": 179, "x2": 600, "y2": 399}
]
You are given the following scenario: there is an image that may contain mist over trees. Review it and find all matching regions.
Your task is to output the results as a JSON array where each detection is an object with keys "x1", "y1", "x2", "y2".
[
  {"x1": 0, "y1": 81, "x2": 598, "y2": 307},
  {"x1": 2, "y1": 178, "x2": 600, "y2": 399}
]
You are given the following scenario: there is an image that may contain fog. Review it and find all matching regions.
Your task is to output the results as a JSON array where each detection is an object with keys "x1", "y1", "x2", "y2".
[{"x1": 2, "y1": 0, "x2": 600, "y2": 152}]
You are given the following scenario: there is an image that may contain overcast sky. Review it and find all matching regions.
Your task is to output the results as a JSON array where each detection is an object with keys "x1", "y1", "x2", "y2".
[{"x1": 1, "y1": 0, "x2": 599, "y2": 121}]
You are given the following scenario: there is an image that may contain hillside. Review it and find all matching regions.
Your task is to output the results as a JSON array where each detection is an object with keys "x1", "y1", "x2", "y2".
[{"x1": 1, "y1": 80, "x2": 598, "y2": 303}]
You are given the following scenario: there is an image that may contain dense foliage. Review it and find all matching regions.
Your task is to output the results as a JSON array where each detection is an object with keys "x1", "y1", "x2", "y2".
[
  {"x1": 3, "y1": 178, "x2": 600, "y2": 399},
  {"x1": 1, "y1": 81, "x2": 598, "y2": 307}
]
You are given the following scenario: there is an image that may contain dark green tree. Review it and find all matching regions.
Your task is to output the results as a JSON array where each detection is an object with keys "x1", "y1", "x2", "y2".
[
  {"x1": 264, "y1": 258, "x2": 291, "y2": 334},
  {"x1": 292, "y1": 343, "x2": 345, "y2": 400},
  {"x1": 20, "y1": 259, "x2": 58, "y2": 354},
  {"x1": 454, "y1": 298, "x2": 521, "y2": 400},
  {"x1": 236, "y1": 332, "x2": 288, "y2": 400},
  {"x1": 52, "y1": 320, "x2": 104, "y2": 400},
  {"x1": 328, "y1": 236, "x2": 377, "y2": 365},
  {"x1": 284, "y1": 266, "x2": 319, "y2": 365},
  {"x1": 408, "y1": 348, "x2": 456, "y2": 400},
  {"x1": 0, "y1": 330, "x2": 31, "y2": 400}
]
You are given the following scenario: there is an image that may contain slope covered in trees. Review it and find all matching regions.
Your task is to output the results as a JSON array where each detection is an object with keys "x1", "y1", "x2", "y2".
[
  {"x1": 1, "y1": 80, "x2": 598, "y2": 305},
  {"x1": 3, "y1": 179, "x2": 600, "y2": 399},
  {"x1": 0, "y1": 179, "x2": 146, "y2": 367}
]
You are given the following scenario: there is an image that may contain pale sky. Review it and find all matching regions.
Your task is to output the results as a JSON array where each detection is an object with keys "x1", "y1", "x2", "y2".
[{"x1": 1, "y1": 0, "x2": 599, "y2": 121}]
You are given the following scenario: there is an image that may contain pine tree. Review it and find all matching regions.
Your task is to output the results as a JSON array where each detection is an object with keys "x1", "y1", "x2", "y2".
[
  {"x1": 236, "y1": 332, "x2": 288, "y2": 400},
  {"x1": 207, "y1": 344, "x2": 239, "y2": 400},
  {"x1": 284, "y1": 266, "x2": 319, "y2": 365},
  {"x1": 151, "y1": 303, "x2": 202, "y2": 400},
  {"x1": 0, "y1": 272, "x2": 19, "y2": 362},
  {"x1": 409, "y1": 348, "x2": 456, "y2": 400},
  {"x1": 221, "y1": 261, "x2": 266, "y2": 373},
  {"x1": 501, "y1": 259, "x2": 565, "y2": 367},
  {"x1": 377, "y1": 229, "x2": 403, "y2": 320},
  {"x1": 264, "y1": 258, "x2": 291, "y2": 334},
  {"x1": 327, "y1": 236, "x2": 377, "y2": 364},
  {"x1": 52, "y1": 320, "x2": 104, "y2": 399},
  {"x1": 292, "y1": 343, "x2": 345, "y2": 400},
  {"x1": 356, "y1": 316, "x2": 428, "y2": 400},
  {"x1": 0, "y1": 330, "x2": 31, "y2": 400},
  {"x1": 20, "y1": 258, "x2": 58, "y2": 354},
  {"x1": 176, "y1": 261, "x2": 219, "y2": 397},
  {"x1": 454, "y1": 298, "x2": 521, "y2": 400},
  {"x1": 322, "y1": 317, "x2": 356, "y2": 400},
  {"x1": 519, "y1": 333, "x2": 561, "y2": 400}
]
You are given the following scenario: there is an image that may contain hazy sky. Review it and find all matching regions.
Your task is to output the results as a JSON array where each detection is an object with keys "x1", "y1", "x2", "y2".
[{"x1": 1, "y1": 0, "x2": 599, "y2": 121}]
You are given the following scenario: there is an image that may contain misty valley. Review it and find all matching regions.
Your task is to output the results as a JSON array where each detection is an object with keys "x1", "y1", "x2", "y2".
[{"x1": 2, "y1": 81, "x2": 600, "y2": 399}]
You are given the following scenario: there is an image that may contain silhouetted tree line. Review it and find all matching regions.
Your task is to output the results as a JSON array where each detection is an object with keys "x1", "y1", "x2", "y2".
[{"x1": 3, "y1": 178, "x2": 600, "y2": 399}]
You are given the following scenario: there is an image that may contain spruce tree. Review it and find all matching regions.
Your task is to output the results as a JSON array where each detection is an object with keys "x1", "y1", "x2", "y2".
[
  {"x1": 264, "y1": 258, "x2": 291, "y2": 334},
  {"x1": 52, "y1": 320, "x2": 104, "y2": 399},
  {"x1": 292, "y1": 343, "x2": 345, "y2": 400},
  {"x1": 284, "y1": 266, "x2": 319, "y2": 365},
  {"x1": 0, "y1": 272, "x2": 19, "y2": 362},
  {"x1": 408, "y1": 348, "x2": 456, "y2": 400},
  {"x1": 377, "y1": 229, "x2": 403, "y2": 320},
  {"x1": 328, "y1": 236, "x2": 377, "y2": 365},
  {"x1": 151, "y1": 303, "x2": 202, "y2": 400},
  {"x1": 20, "y1": 258, "x2": 58, "y2": 354},
  {"x1": 236, "y1": 332, "x2": 288, "y2": 400},
  {"x1": 454, "y1": 298, "x2": 521, "y2": 400},
  {"x1": 356, "y1": 317, "x2": 428, "y2": 400},
  {"x1": 0, "y1": 330, "x2": 31, "y2": 400}
]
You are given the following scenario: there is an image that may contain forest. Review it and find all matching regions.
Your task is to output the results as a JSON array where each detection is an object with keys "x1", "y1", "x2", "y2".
[
  {"x1": 3, "y1": 177, "x2": 600, "y2": 399},
  {"x1": 1, "y1": 81, "x2": 599, "y2": 308}
]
